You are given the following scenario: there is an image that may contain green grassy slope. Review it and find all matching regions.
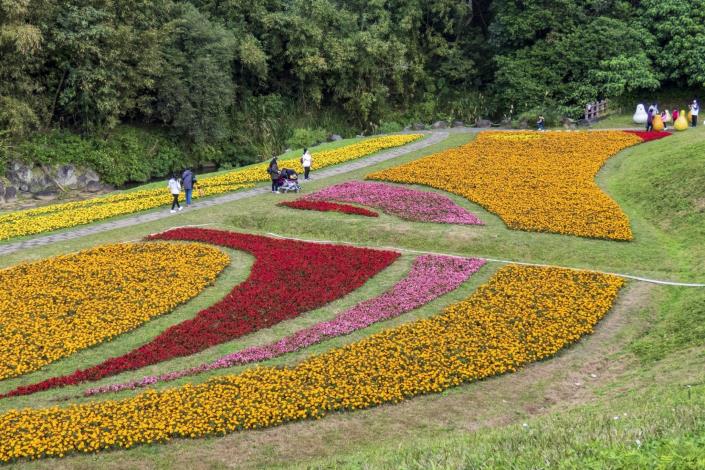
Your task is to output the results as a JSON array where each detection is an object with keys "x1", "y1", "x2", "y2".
[{"x1": 1, "y1": 127, "x2": 703, "y2": 468}]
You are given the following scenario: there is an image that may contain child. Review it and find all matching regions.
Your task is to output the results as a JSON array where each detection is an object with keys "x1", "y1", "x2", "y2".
[
  {"x1": 536, "y1": 115, "x2": 545, "y2": 131},
  {"x1": 691, "y1": 100, "x2": 699, "y2": 127},
  {"x1": 168, "y1": 174, "x2": 183, "y2": 213}
]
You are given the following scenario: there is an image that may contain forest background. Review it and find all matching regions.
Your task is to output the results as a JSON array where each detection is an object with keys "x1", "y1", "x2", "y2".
[{"x1": 1, "y1": 0, "x2": 704, "y2": 185}]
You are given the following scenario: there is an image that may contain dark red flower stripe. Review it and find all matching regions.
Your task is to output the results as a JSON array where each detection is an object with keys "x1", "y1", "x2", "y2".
[
  {"x1": 624, "y1": 130, "x2": 672, "y2": 142},
  {"x1": 2, "y1": 228, "x2": 399, "y2": 398},
  {"x1": 278, "y1": 200, "x2": 379, "y2": 217}
]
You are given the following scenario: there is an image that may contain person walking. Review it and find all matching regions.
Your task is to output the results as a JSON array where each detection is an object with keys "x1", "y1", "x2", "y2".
[
  {"x1": 267, "y1": 155, "x2": 280, "y2": 193},
  {"x1": 691, "y1": 100, "x2": 699, "y2": 127},
  {"x1": 536, "y1": 115, "x2": 545, "y2": 131},
  {"x1": 646, "y1": 107, "x2": 654, "y2": 132},
  {"x1": 168, "y1": 174, "x2": 183, "y2": 213},
  {"x1": 301, "y1": 147, "x2": 313, "y2": 180},
  {"x1": 181, "y1": 168, "x2": 195, "y2": 206}
]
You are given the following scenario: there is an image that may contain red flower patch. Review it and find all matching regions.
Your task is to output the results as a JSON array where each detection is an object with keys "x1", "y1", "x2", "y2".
[
  {"x1": 2, "y1": 229, "x2": 399, "y2": 398},
  {"x1": 623, "y1": 130, "x2": 671, "y2": 142},
  {"x1": 279, "y1": 200, "x2": 379, "y2": 217}
]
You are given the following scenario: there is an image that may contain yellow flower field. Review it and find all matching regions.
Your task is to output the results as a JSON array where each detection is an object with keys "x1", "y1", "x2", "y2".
[
  {"x1": 0, "y1": 264, "x2": 623, "y2": 462},
  {"x1": 367, "y1": 131, "x2": 643, "y2": 240},
  {"x1": 0, "y1": 243, "x2": 229, "y2": 381},
  {"x1": 0, "y1": 134, "x2": 422, "y2": 242}
]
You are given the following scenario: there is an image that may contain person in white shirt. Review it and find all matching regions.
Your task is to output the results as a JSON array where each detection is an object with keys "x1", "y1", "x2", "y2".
[
  {"x1": 691, "y1": 99, "x2": 700, "y2": 127},
  {"x1": 168, "y1": 175, "x2": 183, "y2": 213},
  {"x1": 301, "y1": 148, "x2": 313, "y2": 180}
]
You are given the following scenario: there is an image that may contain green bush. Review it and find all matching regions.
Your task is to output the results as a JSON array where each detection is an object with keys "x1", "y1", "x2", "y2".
[
  {"x1": 286, "y1": 127, "x2": 328, "y2": 150},
  {"x1": 377, "y1": 121, "x2": 403, "y2": 134},
  {"x1": 13, "y1": 126, "x2": 189, "y2": 186},
  {"x1": 516, "y1": 108, "x2": 563, "y2": 128}
]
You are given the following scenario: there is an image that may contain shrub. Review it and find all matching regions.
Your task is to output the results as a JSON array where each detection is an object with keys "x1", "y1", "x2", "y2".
[
  {"x1": 13, "y1": 126, "x2": 189, "y2": 186},
  {"x1": 378, "y1": 121, "x2": 403, "y2": 134},
  {"x1": 286, "y1": 127, "x2": 328, "y2": 149}
]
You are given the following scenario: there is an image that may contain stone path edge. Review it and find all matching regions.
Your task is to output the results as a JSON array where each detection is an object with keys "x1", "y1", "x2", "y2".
[{"x1": 0, "y1": 132, "x2": 449, "y2": 255}]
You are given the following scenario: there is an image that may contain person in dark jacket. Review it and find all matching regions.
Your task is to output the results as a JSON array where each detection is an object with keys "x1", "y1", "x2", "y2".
[
  {"x1": 181, "y1": 168, "x2": 195, "y2": 206},
  {"x1": 267, "y1": 155, "x2": 280, "y2": 193}
]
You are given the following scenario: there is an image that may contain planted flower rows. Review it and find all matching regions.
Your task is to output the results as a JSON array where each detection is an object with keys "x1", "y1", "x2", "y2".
[
  {"x1": 86, "y1": 254, "x2": 486, "y2": 396},
  {"x1": 279, "y1": 200, "x2": 379, "y2": 217},
  {"x1": 0, "y1": 264, "x2": 624, "y2": 462},
  {"x1": 0, "y1": 242, "x2": 229, "y2": 381},
  {"x1": 368, "y1": 131, "x2": 664, "y2": 240},
  {"x1": 0, "y1": 134, "x2": 422, "y2": 241},
  {"x1": 283, "y1": 181, "x2": 483, "y2": 225},
  {"x1": 2, "y1": 229, "x2": 398, "y2": 398}
]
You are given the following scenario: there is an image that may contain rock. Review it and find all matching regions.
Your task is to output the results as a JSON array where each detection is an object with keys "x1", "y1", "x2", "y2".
[
  {"x1": 85, "y1": 181, "x2": 103, "y2": 193},
  {"x1": 55, "y1": 164, "x2": 78, "y2": 188},
  {"x1": 412, "y1": 123, "x2": 425, "y2": 131},
  {"x1": 475, "y1": 118, "x2": 493, "y2": 128},
  {"x1": 518, "y1": 119, "x2": 529, "y2": 129},
  {"x1": 33, "y1": 189, "x2": 59, "y2": 201},
  {"x1": 328, "y1": 134, "x2": 343, "y2": 142},
  {"x1": 451, "y1": 120, "x2": 465, "y2": 128},
  {"x1": 4, "y1": 187, "x2": 17, "y2": 200},
  {"x1": 431, "y1": 121, "x2": 448, "y2": 129},
  {"x1": 562, "y1": 117, "x2": 577, "y2": 130},
  {"x1": 403, "y1": 126, "x2": 411, "y2": 131}
]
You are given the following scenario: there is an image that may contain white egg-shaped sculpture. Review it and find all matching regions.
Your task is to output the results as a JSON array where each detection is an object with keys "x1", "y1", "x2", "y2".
[{"x1": 633, "y1": 104, "x2": 648, "y2": 124}]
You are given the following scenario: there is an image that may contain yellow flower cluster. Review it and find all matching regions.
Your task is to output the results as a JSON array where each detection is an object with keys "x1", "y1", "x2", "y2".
[
  {"x1": 195, "y1": 134, "x2": 423, "y2": 188},
  {"x1": 0, "y1": 264, "x2": 623, "y2": 462},
  {"x1": 0, "y1": 182, "x2": 253, "y2": 241},
  {"x1": 0, "y1": 135, "x2": 422, "y2": 241},
  {"x1": 368, "y1": 131, "x2": 643, "y2": 240},
  {"x1": 0, "y1": 243, "x2": 229, "y2": 380}
]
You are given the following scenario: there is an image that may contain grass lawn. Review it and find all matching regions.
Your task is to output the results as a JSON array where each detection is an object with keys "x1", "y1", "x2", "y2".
[{"x1": 1, "y1": 126, "x2": 704, "y2": 469}]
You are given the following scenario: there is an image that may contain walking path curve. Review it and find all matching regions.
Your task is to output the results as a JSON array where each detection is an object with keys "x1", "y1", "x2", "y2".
[
  {"x1": 0, "y1": 132, "x2": 449, "y2": 255},
  {"x1": 265, "y1": 232, "x2": 705, "y2": 288}
]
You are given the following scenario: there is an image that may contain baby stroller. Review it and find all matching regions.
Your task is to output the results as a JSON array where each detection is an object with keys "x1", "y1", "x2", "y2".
[{"x1": 277, "y1": 168, "x2": 301, "y2": 193}]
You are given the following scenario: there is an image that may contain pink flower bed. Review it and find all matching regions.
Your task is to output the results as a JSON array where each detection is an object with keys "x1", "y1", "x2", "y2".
[
  {"x1": 85, "y1": 254, "x2": 485, "y2": 396},
  {"x1": 303, "y1": 181, "x2": 483, "y2": 225}
]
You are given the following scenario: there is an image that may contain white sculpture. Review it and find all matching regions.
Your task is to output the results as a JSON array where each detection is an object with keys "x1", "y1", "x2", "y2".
[{"x1": 633, "y1": 104, "x2": 648, "y2": 124}]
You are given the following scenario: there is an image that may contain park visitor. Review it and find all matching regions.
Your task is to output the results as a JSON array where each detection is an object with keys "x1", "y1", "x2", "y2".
[
  {"x1": 182, "y1": 168, "x2": 196, "y2": 206},
  {"x1": 301, "y1": 148, "x2": 313, "y2": 179},
  {"x1": 646, "y1": 107, "x2": 654, "y2": 131},
  {"x1": 672, "y1": 109, "x2": 679, "y2": 122},
  {"x1": 691, "y1": 100, "x2": 699, "y2": 127},
  {"x1": 536, "y1": 115, "x2": 545, "y2": 131},
  {"x1": 168, "y1": 174, "x2": 183, "y2": 213},
  {"x1": 267, "y1": 155, "x2": 280, "y2": 193}
]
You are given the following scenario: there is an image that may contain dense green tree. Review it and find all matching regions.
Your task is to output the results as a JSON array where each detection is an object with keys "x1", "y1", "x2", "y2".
[
  {"x1": 641, "y1": 0, "x2": 705, "y2": 87},
  {"x1": 3, "y1": 0, "x2": 704, "y2": 179}
]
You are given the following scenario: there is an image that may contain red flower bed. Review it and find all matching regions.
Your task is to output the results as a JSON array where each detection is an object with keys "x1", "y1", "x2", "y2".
[
  {"x1": 279, "y1": 200, "x2": 379, "y2": 217},
  {"x1": 2, "y1": 229, "x2": 399, "y2": 398},
  {"x1": 623, "y1": 130, "x2": 671, "y2": 142}
]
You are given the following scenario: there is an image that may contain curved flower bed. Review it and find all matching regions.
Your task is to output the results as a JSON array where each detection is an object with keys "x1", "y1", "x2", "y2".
[
  {"x1": 0, "y1": 183, "x2": 252, "y2": 242},
  {"x1": 1, "y1": 229, "x2": 398, "y2": 398},
  {"x1": 368, "y1": 131, "x2": 659, "y2": 240},
  {"x1": 0, "y1": 135, "x2": 422, "y2": 241},
  {"x1": 0, "y1": 242, "x2": 229, "y2": 381},
  {"x1": 0, "y1": 265, "x2": 624, "y2": 462},
  {"x1": 278, "y1": 200, "x2": 379, "y2": 217},
  {"x1": 623, "y1": 130, "x2": 672, "y2": 142},
  {"x1": 86, "y1": 254, "x2": 485, "y2": 395},
  {"x1": 300, "y1": 181, "x2": 483, "y2": 225}
]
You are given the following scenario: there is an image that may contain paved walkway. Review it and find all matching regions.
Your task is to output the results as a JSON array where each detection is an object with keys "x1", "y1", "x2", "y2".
[{"x1": 0, "y1": 132, "x2": 449, "y2": 255}]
